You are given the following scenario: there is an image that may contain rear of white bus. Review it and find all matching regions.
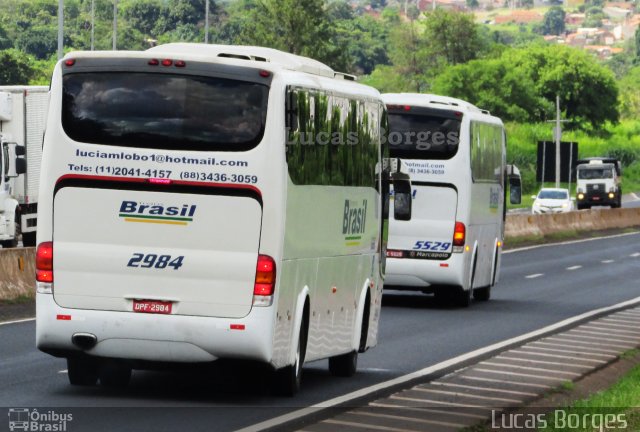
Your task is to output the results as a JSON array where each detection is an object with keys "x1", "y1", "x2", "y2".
[
  {"x1": 382, "y1": 102, "x2": 473, "y2": 298},
  {"x1": 35, "y1": 53, "x2": 284, "y2": 379}
]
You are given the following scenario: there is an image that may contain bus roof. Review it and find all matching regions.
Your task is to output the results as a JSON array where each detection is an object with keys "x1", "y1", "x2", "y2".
[
  {"x1": 64, "y1": 43, "x2": 343, "y2": 80},
  {"x1": 382, "y1": 93, "x2": 490, "y2": 115}
]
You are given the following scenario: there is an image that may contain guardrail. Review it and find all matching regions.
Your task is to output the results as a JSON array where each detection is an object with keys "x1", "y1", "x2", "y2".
[
  {"x1": 0, "y1": 208, "x2": 639, "y2": 302},
  {"x1": 505, "y1": 207, "x2": 640, "y2": 239},
  {"x1": 0, "y1": 247, "x2": 35, "y2": 302}
]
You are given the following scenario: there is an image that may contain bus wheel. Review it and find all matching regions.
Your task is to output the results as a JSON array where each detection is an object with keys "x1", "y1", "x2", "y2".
[
  {"x1": 473, "y1": 285, "x2": 491, "y2": 301},
  {"x1": 456, "y1": 286, "x2": 472, "y2": 307},
  {"x1": 329, "y1": 351, "x2": 358, "y2": 377},
  {"x1": 273, "y1": 314, "x2": 307, "y2": 396},
  {"x1": 67, "y1": 357, "x2": 99, "y2": 386},
  {"x1": 99, "y1": 360, "x2": 132, "y2": 388}
]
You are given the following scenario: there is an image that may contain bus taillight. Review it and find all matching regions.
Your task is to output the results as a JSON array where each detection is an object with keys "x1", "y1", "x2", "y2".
[
  {"x1": 453, "y1": 222, "x2": 465, "y2": 252},
  {"x1": 36, "y1": 242, "x2": 54, "y2": 283},
  {"x1": 253, "y1": 254, "x2": 276, "y2": 306}
]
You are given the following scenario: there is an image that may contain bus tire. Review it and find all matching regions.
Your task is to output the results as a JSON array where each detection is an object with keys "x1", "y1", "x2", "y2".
[
  {"x1": 329, "y1": 351, "x2": 358, "y2": 377},
  {"x1": 473, "y1": 285, "x2": 491, "y2": 301},
  {"x1": 98, "y1": 360, "x2": 132, "y2": 388},
  {"x1": 272, "y1": 310, "x2": 308, "y2": 396},
  {"x1": 67, "y1": 357, "x2": 99, "y2": 386},
  {"x1": 456, "y1": 286, "x2": 472, "y2": 307}
]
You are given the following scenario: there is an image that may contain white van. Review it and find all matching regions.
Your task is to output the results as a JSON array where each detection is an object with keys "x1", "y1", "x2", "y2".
[{"x1": 36, "y1": 44, "x2": 410, "y2": 395}]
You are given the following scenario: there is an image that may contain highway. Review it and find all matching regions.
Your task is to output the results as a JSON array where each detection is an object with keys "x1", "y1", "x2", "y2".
[{"x1": 1, "y1": 232, "x2": 639, "y2": 431}]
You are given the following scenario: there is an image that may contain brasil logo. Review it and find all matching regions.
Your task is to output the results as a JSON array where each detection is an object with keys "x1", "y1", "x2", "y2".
[{"x1": 119, "y1": 201, "x2": 196, "y2": 226}]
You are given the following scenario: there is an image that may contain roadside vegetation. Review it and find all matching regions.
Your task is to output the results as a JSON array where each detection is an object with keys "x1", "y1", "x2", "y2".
[{"x1": 540, "y1": 361, "x2": 640, "y2": 431}]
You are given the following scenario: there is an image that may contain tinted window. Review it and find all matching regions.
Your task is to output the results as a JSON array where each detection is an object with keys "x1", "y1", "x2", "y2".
[
  {"x1": 285, "y1": 87, "x2": 380, "y2": 188},
  {"x1": 387, "y1": 110, "x2": 461, "y2": 160},
  {"x1": 62, "y1": 73, "x2": 268, "y2": 151},
  {"x1": 538, "y1": 190, "x2": 569, "y2": 199},
  {"x1": 578, "y1": 168, "x2": 612, "y2": 179},
  {"x1": 470, "y1": 121, "x2": 503, "y2": 184}
]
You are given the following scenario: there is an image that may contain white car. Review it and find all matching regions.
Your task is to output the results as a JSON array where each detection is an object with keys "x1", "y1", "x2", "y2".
[{"x1": 532, "y1": 188, "x2": 573, "y2": 214}]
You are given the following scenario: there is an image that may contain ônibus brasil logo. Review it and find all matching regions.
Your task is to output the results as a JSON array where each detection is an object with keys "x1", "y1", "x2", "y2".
[
  {"x1": 119, "y1": 201, "x2": 197, "y2": 226},
  {"x1": 343, "y1": 199, "x2": 367, "y2": 246}
]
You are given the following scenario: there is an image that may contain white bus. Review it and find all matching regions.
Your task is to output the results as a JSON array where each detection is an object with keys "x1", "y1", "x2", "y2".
[
  {"x1": 35, "y1": 44, "x2": 410, "y2": 395},
  {"x1": 382, "y1": 93, "x2": 521, "y2": 307}
]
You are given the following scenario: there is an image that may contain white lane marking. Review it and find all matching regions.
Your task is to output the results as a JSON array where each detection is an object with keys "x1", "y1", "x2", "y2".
[
  {"x1": 525, "y1": 343, "x2": 617, "y2": 357},
  {"x1": 390, "y1": 395, "x2": 488, "y2": 410},
  {"x1": 361, "y1": 368, "x2": 393, "y2": 373},
  {"x1": 368, "y1": 403, "x2": 486, "y2": 420},
  {"x1": 460, "y1": 376, "x2": 552, "y2": 389},
  {"x1": 509, "y1": 349, "x2": 605, "y2": 364},
  {"x1": 630, "y1": 253, "x2": 640, "y2": 257},
  {"x1": 583, "y1": 324, "x2": 640, "y2": 336},
  {"x1": 324, "y1": 419, "x2": 424, "y2": 432},
  {"x1": 525, "y1": 273, "x2": 544, "y2": 279},
  {"x1": 566, "y1": 265, "x2": 582, "y2": 270},
  {"x1": 546, "y1": 335, "x2": 633, "y2": 350},
  {"x1": 598, "y1": 319, "x2": 640, "y2": 330},
  {"x1": 494, "y1": 355, "x2": 595, "y2": 368},
  {"x1": 568, "y1": 329, "x2": 640, "y2": 342},
  {"x1": 413, "y1": 387, "x2": 521, "y2": 404},
  {"x1": 58, "y1": 370, "x2": 68, "y2": 374},
  {"x1": 472, "y1": 369, "x2": 564, "y2": 382},
  {"x1": 0, "y1": 317, "x2": 35, "y2": 326},
  {"x1": 616, "y1": 310, "x2": 640, "y2": 319},
  {"x1": 601, "y1": 260, "x2": 615, "y2": 264},
  {"x1": 349, "y1": 411, "x2": 467, "y2": 429},
  {"x1": 234, "y1": 296, "x2": 640, "y2": 432},
  {"x1": 503, "y1": 231, "x2": 640, "y2": 254},
  {"x1": 481, "y1": 362, "x2": 581, "y2": 377},
  {"x1": 431, "y1": 381, "x2": 537, "y2": 397}
]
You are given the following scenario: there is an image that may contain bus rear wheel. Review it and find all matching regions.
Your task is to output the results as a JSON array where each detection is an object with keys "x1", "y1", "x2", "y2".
[
  {"x1": 473, "y1": 285, "x2": 491, "y2": 301},
  {"x1": 272, "y1": 313, "x2": 307, "y2": 397},
  {"x1": 98, "y1": 360, "x2": 132, "y2": 388},
  {"x1": 329, "y1": 351, "x2": 358, "y2": 377},
  {"x1": 67, "y1": 357, "x2": 99, "y2": 386}
]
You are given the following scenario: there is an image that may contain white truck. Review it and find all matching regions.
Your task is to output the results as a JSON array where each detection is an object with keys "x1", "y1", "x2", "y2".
[
  {"x1": 0, "y1": 86, "x2": 48, "y2": 247},
  {"x1": 575, "y1": 157, "x2": 622, "y2": 210}
]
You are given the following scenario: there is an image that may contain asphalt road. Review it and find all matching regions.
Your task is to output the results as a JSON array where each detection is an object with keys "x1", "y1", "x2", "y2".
[{"x1": 1, "y1": 233, "x2": 640, "y2": 432}]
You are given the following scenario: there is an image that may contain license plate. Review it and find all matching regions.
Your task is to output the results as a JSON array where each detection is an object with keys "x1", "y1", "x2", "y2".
[
  {"x1": 133, "y1": 300, "x2": 172, "y2": 314},
  {"x1": 593, "y1": 197, "x2": 600, "y2": 201}
]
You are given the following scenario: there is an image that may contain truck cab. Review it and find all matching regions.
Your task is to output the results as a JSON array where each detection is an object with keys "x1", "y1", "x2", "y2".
[
  {"x1": 576, "y1": 158, "x2": 622, "y2": 209},
  {"x1": 0, "y1": 136, "x2": 26, "y2": 247}
]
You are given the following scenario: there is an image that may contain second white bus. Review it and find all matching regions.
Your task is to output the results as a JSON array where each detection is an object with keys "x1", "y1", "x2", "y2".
[{"x1": 382, "y1": 93, "x2": 521, "y2": 307}]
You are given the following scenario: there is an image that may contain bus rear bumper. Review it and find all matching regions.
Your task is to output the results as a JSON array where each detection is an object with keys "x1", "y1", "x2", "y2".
[
  {"x1": 384, "y1": 254, "x2": 467, "y2": 289},
  {"x1": 36, "y1": 293, "x2": 274, "y2": 365}
]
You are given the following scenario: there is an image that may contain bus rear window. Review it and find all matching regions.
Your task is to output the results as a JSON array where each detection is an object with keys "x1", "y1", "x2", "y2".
[
  {"x1": 387, "y1": 109, "x2": 461, "y2": 160},
  {"x1": 62, "y1": 72, "x2": 268, "y2": 151}
]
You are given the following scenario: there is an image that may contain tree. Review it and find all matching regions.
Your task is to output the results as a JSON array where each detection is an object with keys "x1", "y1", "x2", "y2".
[
  {"x1": 541, "y1": 6, "x2": 565, "y2": 36},
  {"x1": 635, "y1": 27, "x2": 640, "y2": 61},
  {"x1": 0, "y1": 49, "x2": 37, "y2": 85},
  {"x1": 466, "y1": 0, "x2": 479, "y2": 8},
  {"x1": 619, "y1": 66, "x2": 640, "y2": 119},
  {"x1": 422, "y1": 9, "x2": 483, "y2": 66},
  {"x1": 432, "y1": 45, "x2": 619, "y2": 128}
]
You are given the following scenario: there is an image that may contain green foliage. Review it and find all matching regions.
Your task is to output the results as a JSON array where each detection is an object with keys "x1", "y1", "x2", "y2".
[
  {"x1": 0, "y1": 49, "x2": 38, "y2": 85},
  {"x1": 541, "y1": 6, "x2": 566, "y2": 35},
  {"x1": 432, "y1": 44, "x2": 619, "y2": 129},
  {"x1": 619, "y1": 67, "x2": 640, "y2": 119}
]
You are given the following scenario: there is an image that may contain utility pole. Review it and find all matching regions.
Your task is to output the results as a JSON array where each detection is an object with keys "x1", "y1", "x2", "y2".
[
  {"x1": 205, "y1": 0, "x2": 209, "y2": 44},
  {"x1": 546, "y1": 95, "x2": 570, "y2": 188},
  {"x1": 57, "y1": 0, "x2": 63, "y2": 60},
  {"x1": 113, "y1": 0, "x2": 118, "y2": 50},
  {"x1": 91, "y1": 0, "x2": 95, "y2": 51},
  {"x1": 555, "y1": 95, "x2": 561, "y2": 188}
]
